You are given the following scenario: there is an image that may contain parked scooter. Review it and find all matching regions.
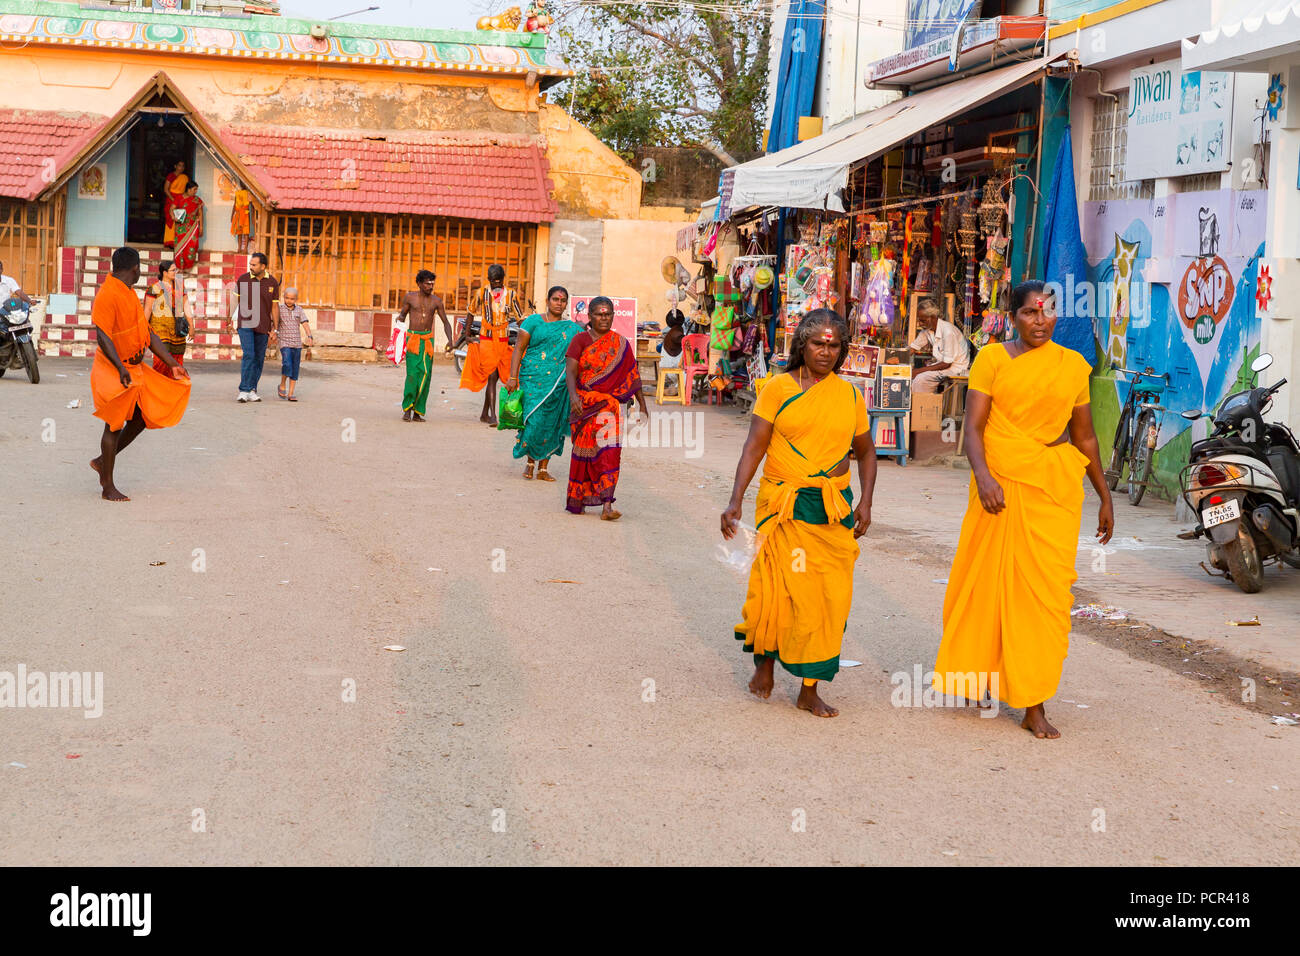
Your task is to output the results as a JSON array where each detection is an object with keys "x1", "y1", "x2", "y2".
[
  {"x1": 451, "y1": 313, "x2": 521, "y2": 375},
  {"x1": 0, "y1": 296, "x2": 39, "y2": 384},
  {"x1": 1178, "y1": 353, "x2": 1300, "y2": 592}
]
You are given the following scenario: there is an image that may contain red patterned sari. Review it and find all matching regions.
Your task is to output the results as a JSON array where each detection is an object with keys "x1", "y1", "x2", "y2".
[
  {"x1": 567, "y1": 330, "x2": 641, "y2": 514},
  {"x1": 172, "y1": 196, "x2": 203, "y2": 271}
]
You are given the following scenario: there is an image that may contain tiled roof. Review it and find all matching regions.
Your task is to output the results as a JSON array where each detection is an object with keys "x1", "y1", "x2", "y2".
[
  {"x1": 0, "y1": 111, "x2": 109, "y2": 200},
  {"x1": 217, "y1": 126, "x2": 558, "y2": 223}
]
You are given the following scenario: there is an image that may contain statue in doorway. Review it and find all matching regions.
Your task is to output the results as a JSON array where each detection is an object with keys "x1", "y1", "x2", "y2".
[
  {"x1": 230, "y1": 184, "x2": 254, "y2": 254},
  {"x1": 162, "y1": 160, "x2": 189, "y2": 249}
]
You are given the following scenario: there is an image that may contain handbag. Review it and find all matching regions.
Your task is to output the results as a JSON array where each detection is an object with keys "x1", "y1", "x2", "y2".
[
  {"x1": 497, "y1": 385, "x2": 524, "y2": 431},
  {"x1": 385, "y1": 318, "x2": 408, "y2": 365},
  {"x1": 173, "y1": 316, "x2": 189, "y2": 338}
]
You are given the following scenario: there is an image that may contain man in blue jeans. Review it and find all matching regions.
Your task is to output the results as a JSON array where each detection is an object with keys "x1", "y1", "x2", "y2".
[{"x1": 227, "y1": 252, "x2": 281, "y2": 403}]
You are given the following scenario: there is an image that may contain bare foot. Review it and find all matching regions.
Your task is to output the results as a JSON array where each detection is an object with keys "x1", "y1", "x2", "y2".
[
  {"x1": 89, "y1": 457, "x2": 102, "y2": 475},
  {"x1": 101, "y1": 483, "x2": 130, "y2": 502},
  {"x1": 412, "y1": 412, "x2": 425, "y2": 422},
  {"x1": 1020, "y1": 703, "x2": 1060, "y2": 739},
  {"x1": 748, "y1": 658, "x2": 774, "y2": 699},
  {"x1": 600, "y1": 508, "x2": 622, "y2": 521},
  {"x1": 402, "y1": 410, "x2": 412, "y2": 422},
  {"x1": 479, "y1": 410, "x2": 492, "y2": 424},
  {"x1": 797, "y1": 682, "x2": 839, "y2": 718},
  {"x1": 485, "y1": 414, "x2": 498, "y2": 427}
]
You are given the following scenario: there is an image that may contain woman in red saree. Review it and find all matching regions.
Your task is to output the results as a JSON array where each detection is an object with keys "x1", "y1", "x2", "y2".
[
  {"x1": 564, "y1": 296, "x2": 648, "y2": 519},
  {"x1": 171, "y1": 182, "x2": 204, "y2": 272}
]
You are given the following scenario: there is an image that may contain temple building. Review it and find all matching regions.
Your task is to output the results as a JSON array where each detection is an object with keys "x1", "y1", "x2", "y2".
[{"x1": 0, "y1": 0, "x2": 655, "y2": 357}]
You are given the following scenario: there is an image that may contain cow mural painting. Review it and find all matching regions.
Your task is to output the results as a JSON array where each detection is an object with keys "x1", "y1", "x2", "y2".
[{"x1": 1078, "y1": 189, "x2": 1266, "y2": 501}]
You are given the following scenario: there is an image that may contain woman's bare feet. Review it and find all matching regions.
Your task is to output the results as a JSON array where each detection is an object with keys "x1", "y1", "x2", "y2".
[
  {"x1": 797, "y1": 681, "x2": 839, "y2": 718},
  {"x1": 402, "y1": 410, "x2": 412, "y2": 422},
  {"x1": 1021, "y1": 703, "x2": 1060, "y2": 739},
  {"x1": 523, "y1": 461, "x2": 535, "y2": 479},
  {"x1": 748, "y1": 657, "x2": 774, "y2": 699},
  {"x1": 536, "y1": 460, "x2": 555, "y2": 482}
]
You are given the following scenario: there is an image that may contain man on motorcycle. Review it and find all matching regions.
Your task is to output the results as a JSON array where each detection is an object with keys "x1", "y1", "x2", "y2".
[{"x1": 0, "y1": 261, "x2": 33, "y2": 306}]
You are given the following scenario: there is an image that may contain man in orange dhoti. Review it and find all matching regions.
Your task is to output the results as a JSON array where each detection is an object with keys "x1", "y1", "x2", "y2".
[
  {"x1": 90, "y1": 247, "x2": 191, "y2": 502},
  {"x1": 459, "y1": 263, "x2": 521, "y2": 426}
]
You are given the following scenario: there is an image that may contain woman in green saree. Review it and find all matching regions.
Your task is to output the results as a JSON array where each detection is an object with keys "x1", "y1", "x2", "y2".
[{"x1": 506, "y1": 286, "x2": 581, "y2": 481}]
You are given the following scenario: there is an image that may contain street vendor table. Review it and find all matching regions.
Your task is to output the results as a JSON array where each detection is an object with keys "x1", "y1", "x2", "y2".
[{"x1": 870, "y1": 408, "x2": 909, "y2": 466}]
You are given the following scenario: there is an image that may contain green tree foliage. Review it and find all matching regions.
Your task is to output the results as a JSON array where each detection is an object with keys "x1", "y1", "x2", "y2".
[{"x1": 552, "y1": 0, "x2": 770, "y2": 166}]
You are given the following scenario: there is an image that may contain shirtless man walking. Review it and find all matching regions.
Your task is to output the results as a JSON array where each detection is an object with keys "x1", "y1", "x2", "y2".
[{"x1": 397, "y1": 270, "x2": 452, "y2": 422}]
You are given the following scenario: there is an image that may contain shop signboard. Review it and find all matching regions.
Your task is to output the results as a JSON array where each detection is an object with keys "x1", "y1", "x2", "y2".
[
  {"x1": 865, "y1": 15, "x2": 1044, "y2": 88},
  {"x1": 1125, "y1": 59, "x2": 1234, "y2": 181},
  {"x1": 571, "y1": 295, "x2": 637, "y2": 344}
]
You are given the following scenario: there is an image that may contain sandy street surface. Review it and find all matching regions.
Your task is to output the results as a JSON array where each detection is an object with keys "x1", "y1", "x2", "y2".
[{"x1": 1, "y1": 357, "x2": 1297, "y2": 866}]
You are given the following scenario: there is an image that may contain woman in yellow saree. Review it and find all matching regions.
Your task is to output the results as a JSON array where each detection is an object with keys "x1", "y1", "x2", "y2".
[
  {"x1": 933, "y1": 281, "x2": 1114, "y2": 738},
  {"x1": 722, "y1": 310, "x2": 877, "y2": 718},
  {"x1": 162, "y1": 161, "x2": 188, "y2": 249}
]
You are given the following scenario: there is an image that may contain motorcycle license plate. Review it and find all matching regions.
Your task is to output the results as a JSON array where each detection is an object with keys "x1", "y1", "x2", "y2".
[{"x1": 1203, "y1": 498, "x2": 1242, "y2": 528}]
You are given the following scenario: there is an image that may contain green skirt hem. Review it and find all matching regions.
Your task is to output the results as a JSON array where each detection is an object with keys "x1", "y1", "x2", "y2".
[{"x1": 735, "y1": 632, "x2": 838, "y2": 681}]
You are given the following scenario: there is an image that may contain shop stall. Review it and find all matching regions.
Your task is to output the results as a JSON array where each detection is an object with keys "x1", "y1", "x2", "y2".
[{"x1": 714, "y1": 52, "x2": 1070, "y2": 458}]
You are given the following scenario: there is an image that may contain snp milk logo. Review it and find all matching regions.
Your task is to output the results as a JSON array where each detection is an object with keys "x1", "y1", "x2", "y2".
[
  {"x1": 1178, "y1": 255, "x2": 1234, "y2": 345},
  {"x1": 49, "y1": 886, "x2": 151, "y2": 936}
]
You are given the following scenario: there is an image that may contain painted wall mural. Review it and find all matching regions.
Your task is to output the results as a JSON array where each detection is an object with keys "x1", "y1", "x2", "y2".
[
  {"x1": 0, "y1": 12, "x2": 565, "y2": 77},
  {"x1": 1081, "y1": 189, "x2": 1266, "y2": 499}
]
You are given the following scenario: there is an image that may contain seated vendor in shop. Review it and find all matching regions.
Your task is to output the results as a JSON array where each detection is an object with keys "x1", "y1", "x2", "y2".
[
  {"x1": 658, "y1": 309, "x2": 685, "y2": 368},
  {"x1": 908, "y1": 298, "x2": 970, "y2": 393}
]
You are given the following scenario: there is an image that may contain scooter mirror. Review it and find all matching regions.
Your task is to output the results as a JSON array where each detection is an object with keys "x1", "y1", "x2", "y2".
[
  {"x1": 1180, "y1": 409, "x2": 1201, "y2": 421},
  {"x1": 1251, "y1": 352, "x2": 1274, "y2": 374}
]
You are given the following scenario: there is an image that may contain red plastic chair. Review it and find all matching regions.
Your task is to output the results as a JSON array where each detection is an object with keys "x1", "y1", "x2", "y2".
[{"x1": 681, "y1": 333, "x2": 710, "y2": 406}]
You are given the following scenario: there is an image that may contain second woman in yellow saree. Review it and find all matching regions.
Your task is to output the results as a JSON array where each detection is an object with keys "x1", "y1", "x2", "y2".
[
  {"x1": 933, "y1": 281, "x2": 1114, "y2": 738},
  {"x1": 722, "y1": 310, "x2": 877, "y2": 718}
]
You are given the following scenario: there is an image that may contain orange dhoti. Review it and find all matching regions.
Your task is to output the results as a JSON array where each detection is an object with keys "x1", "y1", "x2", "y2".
[
  {"x1": 91, "y1": 275, "x2": 190, "y2": 431},
  {"x1": 459, "y1": 337, "x2": 513, "y2": 392}
]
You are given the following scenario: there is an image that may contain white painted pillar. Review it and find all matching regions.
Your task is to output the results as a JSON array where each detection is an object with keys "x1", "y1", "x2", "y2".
[{"x1": 1260, "y1": 57, "x2": 1300, "y2": 432}]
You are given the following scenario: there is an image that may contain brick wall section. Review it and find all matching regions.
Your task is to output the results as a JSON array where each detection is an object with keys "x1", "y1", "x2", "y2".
[{"x1": 38, "y1": 246, "x2": 386, "y2": 360}]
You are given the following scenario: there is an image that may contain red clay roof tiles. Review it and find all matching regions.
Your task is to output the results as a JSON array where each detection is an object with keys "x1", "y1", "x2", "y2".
[
  {"x1": 0, "y1": 110, "x2": 109, "y2": 201},
  {"x1": 217, "y1": 125, "x2": 557, "y2": 223}
]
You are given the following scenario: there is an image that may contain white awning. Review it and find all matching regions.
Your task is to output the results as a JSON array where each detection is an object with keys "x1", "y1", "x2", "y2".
[
  {"x1": 1183, "y1": 0, "x2": 1300, "y2": 72},
  {"x1": 696, "y1": 197, "x2": 719, "y2": 225},
  {"x1": 725, "y1": 55, "x2": 1051, "y2": 215}
]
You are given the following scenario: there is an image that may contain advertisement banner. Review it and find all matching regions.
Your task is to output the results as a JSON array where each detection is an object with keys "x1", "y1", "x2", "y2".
[
  {"x1": 903, "y1": 0, "x2": 978, "y2": 49},
  {"x1": 570, "y1": 296, "x2": 637, "y2": 344},
  {"x1": 1126, "y1": 59, "x2": 1233, "y2": 181}
]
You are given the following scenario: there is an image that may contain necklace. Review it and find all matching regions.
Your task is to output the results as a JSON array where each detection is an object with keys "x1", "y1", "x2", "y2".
[{"x1": 798, "y1": 367, "x2": 825, "y2": 391}]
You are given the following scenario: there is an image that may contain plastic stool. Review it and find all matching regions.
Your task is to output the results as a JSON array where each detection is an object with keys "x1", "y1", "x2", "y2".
[
  {"x1": 869, "y1": 408, "x2": 909, "y2": 466},
  {"x1": 656, "y1": 366, "x2": 687, "y2": 405}
]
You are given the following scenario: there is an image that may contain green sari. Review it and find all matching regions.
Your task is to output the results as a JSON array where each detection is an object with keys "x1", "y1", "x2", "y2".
[{"x1": 513, "y1": 313, "x2": 581, "y2": 461}]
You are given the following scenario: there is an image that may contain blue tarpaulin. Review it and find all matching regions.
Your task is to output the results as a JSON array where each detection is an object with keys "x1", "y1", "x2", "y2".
[
  {"x1": 1040, "y1": 126, "x2": 1097, "y2": 367},
  {"x1": 767, "y1": 0, "x2": 825, "y2": 154}
]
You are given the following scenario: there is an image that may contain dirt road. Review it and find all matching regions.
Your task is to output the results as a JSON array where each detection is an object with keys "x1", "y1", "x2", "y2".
[{"x1": 1, "y1": 359, "x2": 1296, "y2": 865}]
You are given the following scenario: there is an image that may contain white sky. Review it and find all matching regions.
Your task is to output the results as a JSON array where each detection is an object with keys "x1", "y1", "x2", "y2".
[{"x1": 280, "y1": 0, "x2": 504, "y2": 29}]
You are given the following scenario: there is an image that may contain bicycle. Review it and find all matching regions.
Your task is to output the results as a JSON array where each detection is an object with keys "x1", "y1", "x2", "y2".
[{"x1": 1105, "y1": 366, "x2": 1170, "y2": 506}]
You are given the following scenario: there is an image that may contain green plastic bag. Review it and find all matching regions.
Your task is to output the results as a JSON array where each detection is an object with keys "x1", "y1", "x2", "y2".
[{"x1": 498, "y1": 385, "x2": 524, "y2": 431}]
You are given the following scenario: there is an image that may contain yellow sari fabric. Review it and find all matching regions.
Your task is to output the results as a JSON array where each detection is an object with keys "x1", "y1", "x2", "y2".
[
  {"x1": 735, "y1": 372, "x2": 869, "y2": 680},
  {"x1": 934, "y1": 341, "x2": 1092, "y2": 707}
]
